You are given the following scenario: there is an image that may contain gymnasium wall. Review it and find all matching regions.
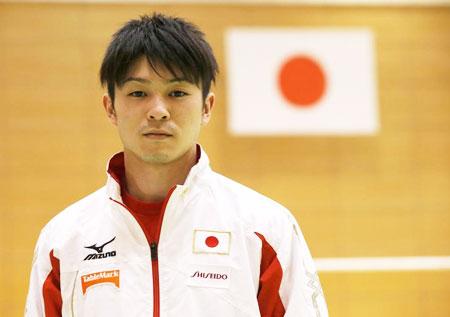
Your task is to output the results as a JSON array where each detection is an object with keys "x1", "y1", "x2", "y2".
[{"x1": 0, "y1": 2, "x2": 449, "y2": 316}]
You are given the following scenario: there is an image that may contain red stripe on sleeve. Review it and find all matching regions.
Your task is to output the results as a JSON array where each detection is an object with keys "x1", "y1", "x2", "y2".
[
  {"x1": 254, "y1": 232, "x2": 286, "y2": 317},
  {"x1": 42, "y1": 250, "x2": 62, "y2": 317}
]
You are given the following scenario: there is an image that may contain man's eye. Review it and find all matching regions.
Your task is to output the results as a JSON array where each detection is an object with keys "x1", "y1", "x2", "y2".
[
  {"x1": 129, "y1": 91, "x2": 146, "y2": 97},
  {"x1": 169, "y1": 90, "x2": 188, "y2": 97}
]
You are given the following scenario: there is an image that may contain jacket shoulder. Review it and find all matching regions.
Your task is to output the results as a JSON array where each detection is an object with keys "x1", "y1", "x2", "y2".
[
  {"x1": 210, "y1": 172, "x2": 298, "y2": 245},
  {"x1": 38, "y1": 187, "x2": 107, "y2": 251},
  {"x1": 212, "y1": 172, "x2": 286, "y2": 208}
]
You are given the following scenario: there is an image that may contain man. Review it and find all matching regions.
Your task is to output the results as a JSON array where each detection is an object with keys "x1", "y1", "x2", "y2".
[{"x1": 25, "y1": 13, "x2": 328, "y2": 317}]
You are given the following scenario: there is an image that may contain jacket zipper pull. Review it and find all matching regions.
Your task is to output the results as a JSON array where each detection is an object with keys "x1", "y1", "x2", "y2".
[{"x1": 150, "y1": 242, "x2": 158, "y2": 261}]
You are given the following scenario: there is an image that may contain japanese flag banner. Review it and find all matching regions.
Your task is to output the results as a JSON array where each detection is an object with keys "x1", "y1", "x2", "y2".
[{"x1": 225, "y1": 28, "x2": 379, "y2": 136}]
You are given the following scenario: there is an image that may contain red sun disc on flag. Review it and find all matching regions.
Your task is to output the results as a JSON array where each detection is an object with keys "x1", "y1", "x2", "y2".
[
  {"x1": 205, "y1": 236, "x2": 219, "y2": 248},
  {"x1": 278, "y1": 55, "x2": 326, "y2": 107}
]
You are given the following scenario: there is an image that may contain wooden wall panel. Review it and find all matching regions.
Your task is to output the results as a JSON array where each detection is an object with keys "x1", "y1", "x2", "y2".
[
  {"x1": 0, "y1": 3, "x2": 449, "y2": 316},
  {"x1": 322, "y1": 271, "x2": 450, "y2": 317}
]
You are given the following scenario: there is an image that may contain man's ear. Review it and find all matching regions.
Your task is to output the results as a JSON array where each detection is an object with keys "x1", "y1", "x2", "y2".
[
  {"x1": 103, "y1": 93, "x2": 117, "y2": 125},
  {"x1": 201, "y1": 92, "x2": 215, "y2": 126}
]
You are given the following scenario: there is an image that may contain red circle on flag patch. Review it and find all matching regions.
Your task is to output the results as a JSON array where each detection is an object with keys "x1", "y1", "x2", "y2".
[
  {"x1": 205, "y1": 236, "x2": 219, "y2": 248},
  {"x1": 278, "y1": 55, "x2": 326, "y2": 107}
]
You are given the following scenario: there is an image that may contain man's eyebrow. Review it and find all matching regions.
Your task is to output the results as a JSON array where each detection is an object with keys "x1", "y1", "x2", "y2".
[
  {"x1": 121, "y1": 77, "x2": 190, "y2": 85},
  {"x1": 122, "y1": 77, "x2": 151, "y2": 84}
]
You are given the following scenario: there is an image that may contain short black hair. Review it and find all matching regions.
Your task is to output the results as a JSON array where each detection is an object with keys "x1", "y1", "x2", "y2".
[{"x1": 100, "y1": 13, "x2": 218, "y2": 103}]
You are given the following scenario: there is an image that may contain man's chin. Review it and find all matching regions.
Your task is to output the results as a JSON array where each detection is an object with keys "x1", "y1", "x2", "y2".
[{"x1": 140, "y1": 152, "x2": 172, "y2": 164}]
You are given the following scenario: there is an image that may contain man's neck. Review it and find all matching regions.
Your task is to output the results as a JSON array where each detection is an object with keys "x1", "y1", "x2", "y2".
[{"x1": 123, "y1": 146, "x2": 197, "y2": 202}]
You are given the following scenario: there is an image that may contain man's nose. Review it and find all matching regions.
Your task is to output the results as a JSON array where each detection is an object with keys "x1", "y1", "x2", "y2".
[{"x1": 146, "y1": 95, "x2": 170, "y2": 121}]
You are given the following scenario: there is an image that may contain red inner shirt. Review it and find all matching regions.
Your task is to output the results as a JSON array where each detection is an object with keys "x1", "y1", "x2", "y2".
[
  {"x1": 108, "y1": 153, "x2": 164, "y2": 244},
  {"x1": 107, "y1": 148, "x2": 200, "y2": 244},
  {"x1": 121, "y1": 188, "x2": 163, "y2": 244}
]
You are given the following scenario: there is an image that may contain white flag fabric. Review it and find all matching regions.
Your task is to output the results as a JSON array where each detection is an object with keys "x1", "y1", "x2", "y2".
[
  {"x1": 226, "y1": 28, "x2": 379, "y2": 135},
  {"x1": 193, "y1": 230, "x2": 231, "y2": 255}
]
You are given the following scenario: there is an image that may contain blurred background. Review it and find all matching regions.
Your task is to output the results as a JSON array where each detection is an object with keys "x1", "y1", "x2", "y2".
[{"x1": 0, "y1": 0, "x2": 449, "y2": 316}]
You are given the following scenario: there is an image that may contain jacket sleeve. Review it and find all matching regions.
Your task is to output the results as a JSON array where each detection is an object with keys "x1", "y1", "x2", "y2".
[
  {"x1": 256, "y1": 212, "x2": 328, "y2": 317},
  {"x1": 278, "y1": 214, "x2": 328, "y2": 317},
  {"x1": 25, "y1": 226, "x2": 63, "y2": 317}
]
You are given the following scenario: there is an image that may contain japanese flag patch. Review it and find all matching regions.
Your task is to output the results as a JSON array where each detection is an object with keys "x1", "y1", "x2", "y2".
[{"x1": 193, "y1": 229, "x2": 231, "y2": 255}]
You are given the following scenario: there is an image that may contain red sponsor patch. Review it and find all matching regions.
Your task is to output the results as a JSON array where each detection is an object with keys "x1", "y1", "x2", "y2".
[{"x1": 81, "y1": 269, "x2": 120, "y2": 295}]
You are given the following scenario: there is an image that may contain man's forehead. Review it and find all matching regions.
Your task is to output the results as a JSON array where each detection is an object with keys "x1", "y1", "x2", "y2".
[{"x1": 124, "y1": 56, "x2": 185, "y2": 81}]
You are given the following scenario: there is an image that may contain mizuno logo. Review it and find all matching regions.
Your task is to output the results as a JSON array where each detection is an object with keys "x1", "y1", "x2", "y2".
[
  {"x1": 84, "y1": 237, "x2": 117, "y2": 261},
  {"x1": 85, "y1": 237, "x2": 115, "y2": 253}
]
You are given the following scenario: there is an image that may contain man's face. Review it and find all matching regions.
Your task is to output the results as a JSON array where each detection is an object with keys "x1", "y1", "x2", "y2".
[{"x1": 103, "y1": 56, "x2": 214, "y2": 164}]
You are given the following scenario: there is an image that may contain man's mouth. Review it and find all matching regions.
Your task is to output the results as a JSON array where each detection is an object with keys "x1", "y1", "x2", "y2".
[{"x1": 142, "y1": 130, "x2": 173, "y2": 139}]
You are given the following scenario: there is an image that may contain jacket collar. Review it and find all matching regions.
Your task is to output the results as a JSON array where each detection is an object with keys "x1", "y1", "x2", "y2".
[{"x1": 105, "y1": 144, "x2": 211, "y2": 201}]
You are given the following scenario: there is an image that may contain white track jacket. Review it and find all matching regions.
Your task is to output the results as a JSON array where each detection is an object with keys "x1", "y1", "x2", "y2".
[{"x1": 25, "y1": 148, "x2": 328, "y2": 317}]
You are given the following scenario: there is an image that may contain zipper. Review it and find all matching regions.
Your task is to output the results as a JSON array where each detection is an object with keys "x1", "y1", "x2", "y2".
[
  {"x1": 150, "y1": 242, "x2": 158, "y2": 260},
  {"x1": 110, "y1": 185, "x2": 178, "y2": 317},
  {"x1": 150, "y1": 242, "x2": 159, "y2": 317},
  {"x1": 150, "y1": 186, "x2": 177, "y2": 317}
]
